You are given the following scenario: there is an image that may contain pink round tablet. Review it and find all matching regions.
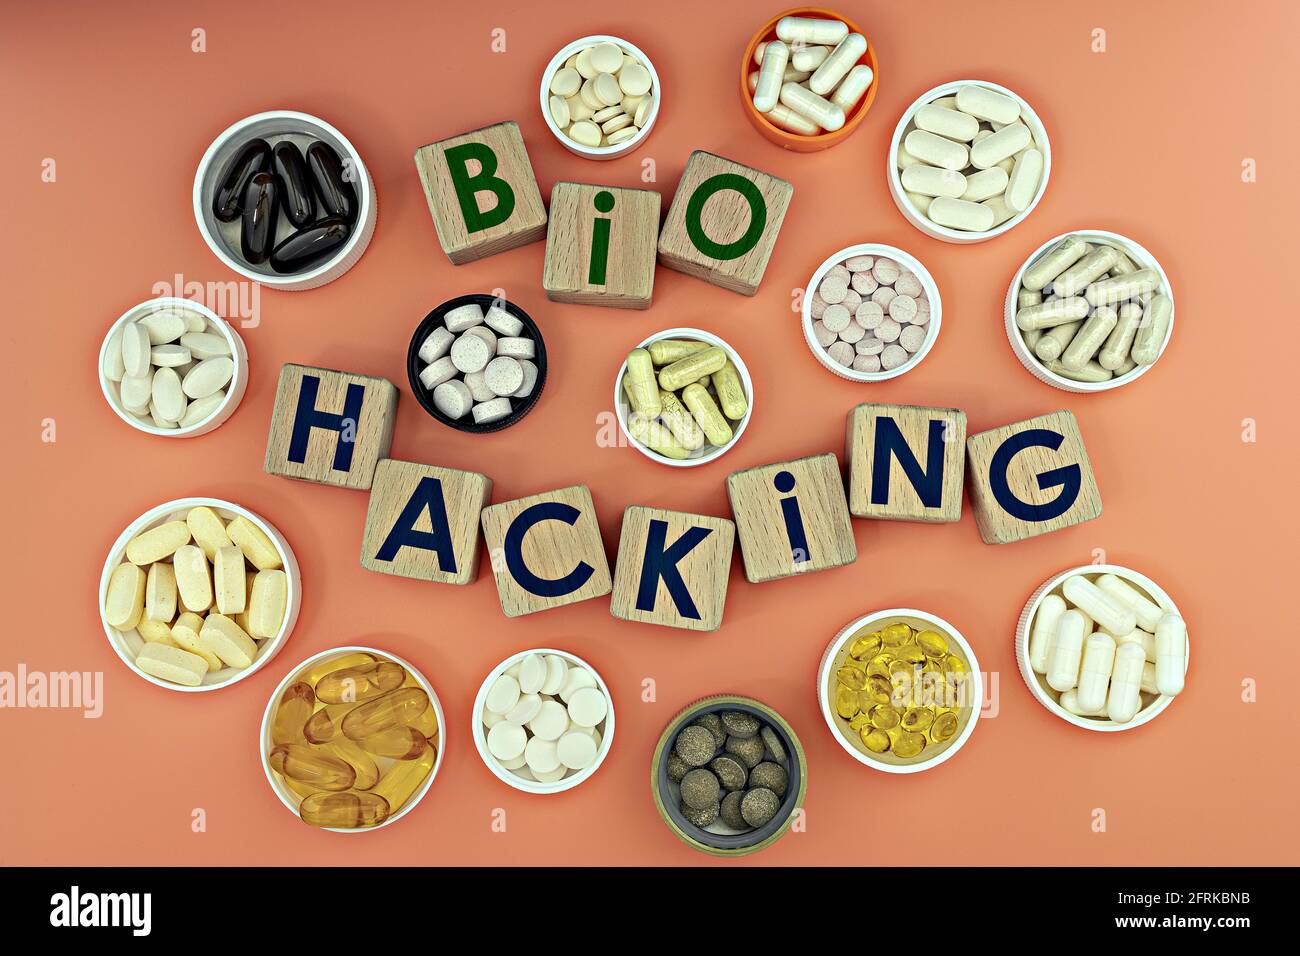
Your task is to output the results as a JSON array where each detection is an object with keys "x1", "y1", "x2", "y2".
[
  {"x1": 845, "y1": 255, "x2": 874, "y2": 272},
  {"x1": 812, "y1": 320, "x2": 837, "y2": 348},
  {"x1": 856, "y1": 337, "x2": 884, "y2": 355},
  {"x1": 895, "y1": 272, "x2": 924, "y2": 297},
  {"x1": 838, "y1": 322, "x2": 865, "y2": 344}
]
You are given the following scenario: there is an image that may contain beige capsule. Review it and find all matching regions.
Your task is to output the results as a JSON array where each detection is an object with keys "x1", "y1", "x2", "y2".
[
  {"x1": 1052, "y1": 247, "x2": 1119, "y2": 298},
  {"x1": 1023, "y1": 236, "x2": 1089, "y2": 292},
  {"x1": 1132, "y1": 294, "x2": 1172, "y2": 364},
  {"x1": 1034, "y1": 320, "x2": 1083, "y2": 362},
  {"x1": 1060, "y1": 306, "x2": 1118, "y2": 372},
  {"x1": 681, "y1": 383, "x2": 733, "y2": 447},
  {"x1": 1016, "y1": 296, "x2": 1090, "y2": 331},
  {"x1": 658, "y1": 390, "x2": 705, "y2": 451}
]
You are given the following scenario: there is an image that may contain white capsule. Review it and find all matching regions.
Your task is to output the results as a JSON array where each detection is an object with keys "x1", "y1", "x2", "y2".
[
  {"x1": 960, "y1": 167, "x2": 1009, "y2": 202},
  {"x1": 901, "y1": 164, "x2": 967, "y2": 199},
  {"x1": 776, "y1": 15, "x2": 849, "y2": 46},
  {"x1": 829, "y1": 64, "x2": 873, "y2": 112},
  {"x1": 1076, "y1": 633, "x2": 1116, "y2": 713},
  {"x1": 1059, "y1": 688, "x2": 1105, "y2": 717},
  {"x1": 927, "y1": 196, "x2": 995, "y2": 232},
  {"x1": 765, "y1": 102, "x2": 819, "y2": 135},
  {"x1": 914, "y1": 104, "x2": 979, "y2": 142},
  {"x1": 1131, "y1": 293, "x2": 1172, "y2": 364},
  {"x1": 955, "y1": 84, "x2": 1022, "y2": 125},
  {"x1": 779, "y1": 82, "x2": 844, "y2": 131},
  {"x1": 1095, "y1": 574, "x2": 1164, "y2": 631},
  {"x1": 969, "y1": 122, "x2": 1031, "y2": 169},
  {"x1": 1061, "y1": 575, "x2": 1137, "y2": 637},
  {"x1": 1110, "y1": 627, "x2": 1157, "y2": 663},
  {"x1": 905, "y1": 129, "x2": 968, "y2": 171},
  {"x1": 1154, "y1": 614, "x2": 1187, "y2": 696},
  {"x1": 1107, "y1": 643, "x2": 1146, "y2": 723},
  {"x1": 1047, "y1": 609, "x2": 1088, "y2": 693},
  {"x1": 1029, "y1": 593, "x2": 1066, "y2": 675},
  {"x1": 1005, "y1": 148, "x2": 1043, "y2": 213},
  {"x1": 809, "y1": 32, "x2": 867, "y2": 96},
  {"x1": 752, "y1": 40, "x2": 788, "y2": 113}
]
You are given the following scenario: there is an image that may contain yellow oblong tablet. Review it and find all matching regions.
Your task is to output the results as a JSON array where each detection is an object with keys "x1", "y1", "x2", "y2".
[
  {"x1": 135, "y1": 642, "x2": 208, "y2": 686},
  {"x1": 226, "y1": 515, "x2": 282, "y2": 571},
  {"x1": 104, "y1": 563, "x2": 146, "y2": 629},
  {"x1": 657, "y1": 346, "x2": 726, "y2": 392},
  {"x1": 125, "y1": 520, "x2": 191, "y2": 566},
  {"x1": 623, "y1": 349, "x2": 661, "y2": 418},
  {"x1": 186, "y1": 506, "x2": 233, "y2": 561},
  {"x1": 171, "y1": 611, "x2": 222, "y2": 670},
  {"x1": 213, "y1": 546, "x2": 247, "y2": 615},
  {"x1": 246, "y1": 569, "x2": 287, "y2": 639},
  {"x1": 199, "y1": 613, "x2": 256, "y2": 668},
  {"x1": 173, "y1": 545, "x2": 212, "y2": 613}
]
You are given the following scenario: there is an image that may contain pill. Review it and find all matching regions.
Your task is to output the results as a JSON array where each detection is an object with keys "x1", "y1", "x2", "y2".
[
  {"x1": 657, "y1": 346, "x2": 725, "y2": 391},
  {"x1": 790, "y1": 44, "x2": 829, "y2": 72},
  {"x1": 227, "y1": 515, "x2": 281, "y2": 570},
  {"x1": 1131, "y1": 293, "x2": 1172, "y2": 364},
  {"x1": 505, "y1": 693, "x2": 542, "y2": 726},
  {"x1": 708, "y1": 361, "x2": 747, "y2": 422},
  {"x1": 1059, "y1": 688, "x2": 1105, "y2": 717},
  {"x1": 901, "y1": 164, "x2": 967, "y2": 198},
  {"x1": 915, "y1": 104, "x2": 979, "y2": 142},
  {"x1": 242, "y1": 568, "x2": 286, "y2": 640},
  {"x1": 1023, "y1": 237, "x2": 1088, "y2": 292},
  {"x1": 957, "y1": 166, "x2": 1008, "y2": 203},
  {"x1": 168, "y1": 545, "x2": 210, "y2": 613},
  {"x1": 1029, "y1": 593, "x2": 1066, "y2": 674},
  {"x1": 1047, "y1": 609, "x2": 1088, "y2": 693},
  {"x1": 777, "y1": 15, "x2": 848, "y2": 45},
  {"x1": 627, "y1": 417, "x2": 688, "y2": 459},
  {"x1": 181, "y1": 356, "x2": 234, "y2": 400},
  {"x1": 1097, "y1": 302, "x2": 1141, "y2": 370},
  {"x1": 199, "y1": 613, "x2": 256, "y2": 668},
  {"x1": 1062, "y1": 575, "x2": 1136, "y2": 637},
  {"x1": 928, "y1": 196, "x2": 995, "y2": 232},
  {"x1": 970, "y1": 122, "x2": 1031, "y2": 169},
  {"x1": 593, "y1": 72, "x2": 622, "y2": 107},
  {"x1": 1107, "y1": 643, "x2": 1147, "y2": 723},
  {"x1": 567, "y1": 686, "x2": 608, "y2": 728},
  {"x1": 1044, "y1": 359, "x2": 1110, "y2": 383},
  {"x1": 212, "y1": 137, "x2": 272, "y2": 222},
  {"x1": 104, "y1": 562, "x2": 146, "y2": 629},
  {"x1": 418, "y1": 326, "x2": 454, "y2": 365},
  {"x1": 538, "y1": 655, "x2": 567, "y2": 696},
  {"x1": 428, "y1": 379, "x2": 470, "y2": 419},
  {"x1": 1016, "y1": 296, "x2": 1090, "y2": 331},
  {"x1": 486, "y1": 674, "x2": 521, "y2": 715},
  {"x1": 656, "y1": 390, "x2": 704, "y2": 451},
  {"x1": 469, "y1": 397, "x2": 510, "y2": 425},
  {"x1": 448, "y1": 332, "x2": 491, "y2": 374},
  {"x1": 556, "y1": 730, "x2": 598, "y2": 771},
  {"x1": 342, "y1": 687, "x2": 429, "y2": 741},
  {"x1": 1085, "y1": 269, "x2": 1161, "y2": 308},
  {"x1": 162, "y1": 611, "x2": 218, "y2": 670},
  {"x1": 271, "y1": 743, "x2": 356, "y2": 791},
  {"x1": 356, "y1": 725, "x2": 428, "y2": 761},
  {"x1": 298, "y1": 790, "x2": 390, "y2": 830},
  {"x1": 1005, "y1": 148, "x2": 1043, "y2": 213},
  {"x1": 1094, "y1": 574, "x2": 1164, "y2": 632},
  {"x1": 528, "y1": 699, "x2": 570, "y2": 741},
  {"x1": 1076, "y1": 633, "x2": 1117, "y2": 713},
  {"x1": 1034, "y1": 320, "x2": 1081, "y2": 362},
  {"x1": 121, "y1": 321, "x2": 151, "y2": 378},
  {"x1": 753, "y1": 39, "x2": 788, "y2": 112},
  {"x1": 418, "y1": 356, "x2": 457, "y2": 391},
  {"x1": 443, "y1": 303, "x2": 483, "y2": 334},
  {"x1": 905, "y1": 129, "x2": 968, "y2": 171},
  {"x1": 176, "y1": 332, "x2": 229, "y2": 362},
  {"x1": 1154, "y1": 614, "x2": 1187, "y2": 696},
  {"x1": 139, "y1": 562, "x2": 177, "y2": 625},
  {"x1": 808, "y1": 32, "x2": 866, "y2": 95},
  {"x1": 495, "y1": 337, "x2": 534, "y2": 361},
  {"x1": 765, "y1": 102, "x2": 820, "y2": 135},
  {"x1": 136, "y1": 642, "x2": 209, "y2": 686},
  {"x1": 880, "y1": 344, "x2": 909, "y2": 370},
  {"x1": 211, "y1": 545, "x2": 246, "y2": 616},
  {"x1": 955, "y1": 84, "x2": 1021, "y2": 124},
  {"x1": 149, "y1": 343, "x2": 191, "y2": 370},
  {"x1": 1060, "y1": 306, "x2": 1118, "y2": 371},
  {"x1": 779, "y1": 82, "x2": 844, "y2": 131},
  {"x1": 271, "y1": 682, "x2": 315, "y2": 746},
  {"x1": 316, "y1": 660, "x2": 405, "y2": 705}
]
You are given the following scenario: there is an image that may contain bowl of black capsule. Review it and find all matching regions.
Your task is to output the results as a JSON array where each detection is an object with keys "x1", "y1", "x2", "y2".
[
  {"x1": 193, "y1": 109, "x2": 376, "y2": 291},
  {"x1": 651, "y1": 694, "x2": 808, "y2": 858},
  {"x1": 406, "y1": 293, "x2": 549, "y2": 434}
]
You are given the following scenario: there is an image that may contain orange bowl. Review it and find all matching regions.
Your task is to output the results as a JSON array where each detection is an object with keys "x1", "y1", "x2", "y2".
[{"x1": 740, "y1": 7, "x2": 879, "y2": 152}]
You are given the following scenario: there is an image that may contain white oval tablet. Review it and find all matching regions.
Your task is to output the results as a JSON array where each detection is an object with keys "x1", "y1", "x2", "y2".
[
  {"x1": 122, "y1": 321, "x2": 151, "y2": 378},
  {"x1": 487, "y1": 721, "x2": 526, "y2": 761},
  {"x1": 517, "y1": 654, "x2": 547, "y2": 694},
  {"x1": 567, "y1": 686, "x2": 608, "y2": 728},
  {"x1": 540, "y1": 655, "x2": 567, "y2": 695},
  {"x1": 557, "y1": 730, "x2": 598, "y2": 770},
  {"x1": 120, "y1": 376, "x2": 150, "y2": 414},
  {"x1": 150, "y1": 344, "x2": 191, "y2": 367},
  {"x1": 182, "y1": 356, "x2": 234, "y2": 399},
  {"x1": 485, "y1": 673, "x2": 520, "y2": 714},
  {"x1": 179, "y1": 331, "x2": 230, "y2": 360},
  {"x1": 528, "y1": 699, "x2": 570, "y2": 740},
  {"x1": 525, "y1": 735, "x2": 561, "y2": 774},
  {"x1": 151, "y1": 367, "x2": 187, "y2": 422},
  {"x1": 505, "y1": 693, "x2": 542, "y2": 725}
]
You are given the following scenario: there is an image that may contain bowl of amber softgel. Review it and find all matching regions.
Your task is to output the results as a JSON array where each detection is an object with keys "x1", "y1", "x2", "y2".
[
  {"x1": 818, "y1": 610, "x2": 982, "y2": 773},
  {"x1": 260, "y1": 646, "x2": 444, "y2": 832}
]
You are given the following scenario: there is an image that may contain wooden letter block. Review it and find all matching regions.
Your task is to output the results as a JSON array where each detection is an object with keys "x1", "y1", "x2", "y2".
[
  {"x1": 610, "y1": 507, "x2": 735, "y2": 632},
  {"x1": 846, "y1": 403, "x2": 967, "y2": 523},
  {"x1": 480, "y1": 485, "x2": 612, "y2": 617},
  {"x1": 657, "y1": 150, "x2": 793, "y2": 296},
  {"x1": 965, "y1": 410, "x2": 1102, "y2": 545},
  {"x1": 726, "y1": 453, "x2": 856, "y2": 584},
  {"x1": 413, "y1": 121, "x2": 548, "y2": 265},
  {"x1": 264, "y1": 364, "x2": 397, "y2": 490},
  {"x1": 360, "y1": 460, "x2": 492, "y2": 585},
  {"x1": 542, "y1": 182, "x2": 661, "y2": 309}
]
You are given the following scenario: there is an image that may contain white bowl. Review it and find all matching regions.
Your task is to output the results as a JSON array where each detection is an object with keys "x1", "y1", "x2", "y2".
[
  {"x1": 259, "y1": 646, "x2": 445, "y2": 832},
  {"x1": 539, "y1": 35, "x2": 661, "y2": 160},
  {"x1": 98, "y1": 297, "x2": 249, "y2": 437},
  {"x1": 818, "y1": 608, "x2": 982, "y2": 774},
  {"x1": 99, "y1": 497, "x2": 301, "y2": 692},
  {"x1": 1005, "y1": 230, "x2": 1176, "y2": 393},
  {"x1": 193, "y1": 109, "x2": 376, "y2": 290},
  {"x1": 614, "y1": 327, "x2": 754, "y2": 468},
  {"x1": 801, "y1": 244, "x2": 942, "y2": 382},
  {"x1": 471, "y1": 648, "x2": 615, "y2": 794},
  {"x1": 888, "y1": 80, "x2": 1051, "y2": 244},
  {"x1": 1016, "y1": 564, "x2": 1189, "y2": 732}
]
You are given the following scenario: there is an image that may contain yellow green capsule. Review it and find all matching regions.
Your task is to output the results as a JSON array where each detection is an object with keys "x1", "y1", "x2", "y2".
[
  {"x1": 861, "y1": 728, "x2": 891, "y2": 753},
  {"x1": 931, "y1": 711, "x2": 959, "y2": 743},
  {"x1": 866, "y1": 654, "x2": 893, "y2": 679},
  {"x1": 850, "y1": 632, "x2": 883, "y2": 660},
  {"x1": 658, "y1": 389, "x2": 705, "y2": 451},
  {"x1": 341, "y1": 687, "x2": 430, "y2": 741},
  {"x1": 624, "y1": 348, "x2": 661, "y2": 417},
  {"x1": 300, "y1": 790, "x2": 390, "y2": 829},
  {"x1": 314, "y1": 660, "x2": 406, "y2": 705},
  {"x1": 861, "y1": 675, "x2": 892, "y2": 706},
  {"x1": 917, "y1": 630, "x2": 948, "y2": 658},
  {"x1": 681, "y1": 383, "x2": 733, "y2": 447},
  {"x1": 882, "y1": 622, "x2": 913, "y2": 646},
  {"x1": 711, "y1": 360, "x2": 749, "y2": 421},
  {"x1": 835, "y1": 685, "x2": 860, "y2": 719},
  {"x1": 901, "y1": 707, "x2": 935, "y2": 733},
  {"x1": 892, "y1": 730, "x2": 927, "y2": 758},
  {"x1": 271, "y1": 682, "x2": 315, "y2": 745},
  {"x1": 657, "y1": 345, "x2": 727, "y2": 391},
  {"x1": 647, "y1": 338, "x2": 709, "y2": 365},
  {"x1": 627, "y1": 415, "x2": 689, "y2": 459},
  {"x1": 942, "y1": 653, "x2": 967, "y2": 675},
  {"x1": 269, "y1": 743, "x2": 355, "y2": 792},
  {"x1": 870, "y1": 703, "x2": 900, "y2": 730},
  {"x1": 836, "y1": 662, "x2": 867, "y2": 690}
]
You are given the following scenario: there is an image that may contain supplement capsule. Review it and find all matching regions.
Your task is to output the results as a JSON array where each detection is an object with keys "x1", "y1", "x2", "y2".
[
  {"x1": 240, "y1": 171, "x2": 280, "y2": 265},
  {"x1": 1076, "y1": 633, "x2": 1117, "y2": 713},
  {"x1": 681, "y1": 383, "x2": 732, "y2": 446},
  {"x1": 892, "y1": 729, "x2": 926, "y2": 758},
  {"x1": 1085, "y1": 269, "x2": 1161, "y2": 308},
  {"x1": 305, "y1": 141, "x2": 358, "y2": 224},
  {"x1": 269, "y1": 743, "x2": 356, "y2": 791},
  {"x1": 342, "y1": 687, "x2": 430, "y2": 741},
  {"x1": 315, "y1": 660, "x2": 406, "y2": 704},
  {"x1": 272, "y1": 682, "x2": 315, "y2": 745},
  {"x1": 212, "y1": 137, "x2": 272, "y2": 222},
  {"x1": 916, "y1": 630, "x2": 947, "y2": 659},
  {"x1": 1029, "y1": 593, "x2": 1066, "y2": 675},
  {"x1": 1034, "y1": 319, "x2": 1082, "y2": 361},
  {"x1": 1111, "y1": 627, "x2": 1157, "y2": 663},
  {"x1": 269, "y1": 217, "x2": 351, "y2": 274},
  {"x1": 658, "y1": 346, "x2": 727, "y2": 391},
  {"x1": 305, "y1": 652, "x2": 376, "y2": 688},
  {"x1": 320, "y1": 737, "x2": 380, "y2": 790},
  {"x1": 776, "y1": 15, "x2": 848, "y2": 45},
  {"x1": 808, "y1": 32, "x2": 867, "y2": 96},
  {"x1": 647, "y1": 339, "x2": 709, "y2": 365},
  {"x1": 835, "y1": 684, "x2": 859, "y2": 718},
  {"x1": 1154, "y1": 614, "x2": 1187, "y2": 696},
  {"x1": 300, "y1": 790, "x2": 390, "y2": 829},
  {"x1": 850, "y1": 631, "x2": 883, "y2": 659},
  {"x1": 372, "y1": 741, "x2": 435, "y2": 811},
  {"x1": 927, "y1": 197, "x2": 995, "y2": 232},
  {"x1": 624, "y1": 348, "x2": 661, "y2": 417},
  {"x1": 657, "y1": 389, "x2": 705, "y2": 451},
  {"x1": 1004, "y1": 148, "x2": 1043, "y2": 213},
  {"x1": 1023, "y1": 236, "x2": 1088, "y2": 291},
  {"x1": 711, "y1": 361, "x2": 748, "y2": 421},
  {"x1": 752, "y1": 39, "x2": 788, "y2": 113},
  {"x1": 1060, "y1": 306, "x2": 1117, "y2": 372},
  {"x1": 837, "y1": 663, "x2": 867, "y2": 690},
  {"x1": 829, "y1": 64, "x2": 873, "y2": 112},
  {"x1": 272, "y1": 141, "x2": 316, "y2": 229},
  {"x1": 914, "y1": 104, "x2": 979, "y2": 142},
  {"x1": 1047, "y1": 609, "x2": 1088, "y2": 693},
  {"x1": 765, "y1": 102, "x2": 819, "y2": 136},
  {"x1": 901, "y1": 164, "x2": 967, "y2": 199},
  {"x1": 1131, "y1": 294, "x2": 1172, "y2": 364},
  {"x1": 1099, "y1": 302, "x2": 1142, "y2": 370},
  {"x1": 1059, "y1": 688, "x2": 1105, "y2": 717},
  {"x1": 628, "y1": 416, "x2": 689, "y2": 459},
  {"x1": 779, "y1": 80, "x2": 845, "y2": 131},
  {"x1": 304, "y1": 708, "x2": 338, "y2": 744},
  {"x1": 1062, "y1": 575, "x2": 1136, "y2": 638},
  {"x1": 1046, "y1": 359, "x2": 1113, "y2": 383},
  {"x1": 860, "y1": 727, "x2": 890, "y2": 753},
  {"x1": 357, "y1": 725, "x2": 429, "y2": 760},
  {"x1": 955, "y1": 85, "x2": 1021, "y2": 125},
  {"x1": 1095, "y1": 574, "x2": 1164, "y2": 632},
  {"x1": 929, "y1": 711, "x2": 958, "y2": 742},
  {"x1": 904, "y1": 129, "x2": 968, "y2": 171},
  {"x1": 1107, "y1": 643, "x2": 1146, "y2": 723},
  {"x1": 1016, "y1": 296, "x2": 1090, "y2": 331},
  {"x1": 969, "y1": 122, "x2": 1031, "y2": 170}
]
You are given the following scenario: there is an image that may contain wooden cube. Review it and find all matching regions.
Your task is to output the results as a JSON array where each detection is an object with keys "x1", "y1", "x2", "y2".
[
  {"x1": 542, "y1": 182, "x2": 661, "y2": 309},
  {"x1": 264, "y1": 364, "x2": 397, "y2": 490},
  {"x1": 610, "y1": 507, "x2": 735, "y2": 632},
  {"x1": 726, "y1": 453, "x2": 856, "y2": 584},
  {"x1": 360, "y1": 460, "x2": 492, "y2": 585},
  {"x1": 966, "y1": 410, "x2": 1102, "y2": 544},
  {"x1": 413, "y1": 121, "x2": 548, "y2": 265},
  {"x1": 846, "y1": 403, "x2": 967, "y2": 523},
  {"x1": 657, "y1": 150, "x2": 793, "y2": 296},
  {"x1": 480, "y1": 485, "x2": 612, "y2": 617}
]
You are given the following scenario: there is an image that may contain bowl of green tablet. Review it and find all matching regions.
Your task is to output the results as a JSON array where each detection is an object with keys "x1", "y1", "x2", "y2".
[{"x1": 651, "y1": 694, "x2": 807, "y2": 857}]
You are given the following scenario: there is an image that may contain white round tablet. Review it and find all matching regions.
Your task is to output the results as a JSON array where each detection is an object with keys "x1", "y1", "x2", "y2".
[
  {"x1": 528, "y1": 699, "x2": 570, "y2": 740},
  {"x1": 517, "y1": 654, "x2": 546, "y2": 694},
  {"x1": 540, "y1": 655, "x2": 567, "y2": 695},
  {"x1": 557, "y1": 730, "x2": 598, "y2": 770},
  {"x1": 450, "y1": 333, "x2": 491, "y2": 374},
  {"x1": 485, "y1": 674, "x2": 520, "y2": 714},
  {"x1": 558, "y1": 666, "x2": 597, "y2": 702},
  {"x1": 487, "y1": 721, "x2": 526, "y2": 761},
  {"x1": 525, "y1": 735, "x2": 561, "y2": 774},
  {"x1": 531, "y1": 764, "x2": 568, "y2": 783},
  {"x1": 500, "y1": 752, "x2": 527, "y2": 770},
  {"x1": 505, "y1": 693, "x2": 542, "y2": 725},
  {"x1": 567, "y1": 686, "x2": 608, "y2": 728},
  {"x1": 432, "y1": 379, "x2": 472, "y2": 419}
]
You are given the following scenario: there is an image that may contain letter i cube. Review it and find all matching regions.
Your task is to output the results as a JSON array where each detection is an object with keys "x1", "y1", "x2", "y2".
[{"x1": 543, "y1": 182, "x2": 661, "y2": 309}]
